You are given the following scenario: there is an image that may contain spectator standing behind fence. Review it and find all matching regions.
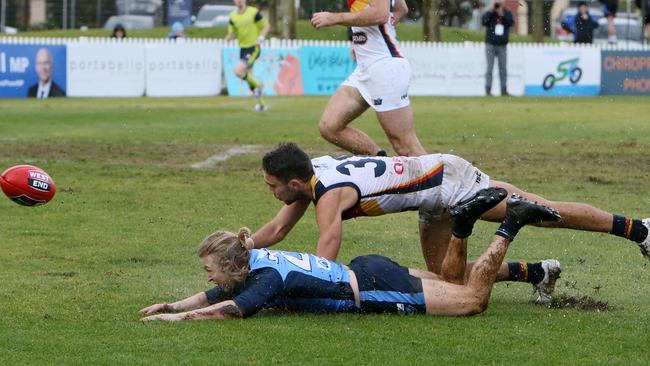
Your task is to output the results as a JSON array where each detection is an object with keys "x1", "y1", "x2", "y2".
[
  {"x1": 599, "y1": 0, "x2": 617, "y2": 43},
  {"x1": 636, "y1": 0, "x2": 650, "y2": 43},
  {"x1": 482, "y1": 0, "x2": 513, "y2": 97},
  {"x1": 168, "y1": 22, "x2": 185, "y2": 40},
  {"x1": 562, "y1": 1, "x2": 599, "y2": 44},
  {"x1": 111, "y1": 24, "x2": 127, "y2": 39}
]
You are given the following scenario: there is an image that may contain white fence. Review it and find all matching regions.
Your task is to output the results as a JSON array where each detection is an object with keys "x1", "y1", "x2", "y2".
[{"x1": 1, "y1": 37, "x2": 650, "y2": 98}]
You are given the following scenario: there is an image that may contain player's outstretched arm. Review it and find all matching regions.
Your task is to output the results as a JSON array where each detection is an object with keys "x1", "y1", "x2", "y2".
[
  {"x1": 252, "y1": 200, "x2": 310, "y2": 248},
  {"x1": 141, "y1": 300, "x2": 243, "y2": 322},
  {"x1": 311, "y1": 0, "x2": 390, "y2": 28},
  {"x1": 139, "y1": 292, "x2": 210, "y2": 315}
]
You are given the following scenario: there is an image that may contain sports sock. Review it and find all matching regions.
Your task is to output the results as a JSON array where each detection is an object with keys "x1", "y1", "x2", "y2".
[
  {"x1": 244, "y1": 71, "x2": 260, "y2": 91},
  {"x1": 452, "y1": 223, "x2": 473, "y2": 239},
  {"x1": 611, "y1": 215, "x2": 648, "y2": 243},
  {"x1": 495, "y1": 216, "x2": 521, "y2": 241},
  {"x1": 507, "y1": 262, "x2": 545, "y2": 284}
]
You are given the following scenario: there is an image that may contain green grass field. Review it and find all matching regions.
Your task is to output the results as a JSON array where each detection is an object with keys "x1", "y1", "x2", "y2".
[{"x1": 0, "y1": 96, "x2": 648, "y2": 365}]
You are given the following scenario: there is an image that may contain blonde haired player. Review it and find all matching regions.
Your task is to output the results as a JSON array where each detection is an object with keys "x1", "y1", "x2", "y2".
[
  {"x1": 140, "y1": 195, "x2": 562, "y2": 321},
  {"x1": 225, "y1": 0, "x2": 270, "y2": 111}
]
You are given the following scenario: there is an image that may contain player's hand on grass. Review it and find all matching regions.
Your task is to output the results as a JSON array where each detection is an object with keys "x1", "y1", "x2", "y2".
[
  {"x1": 311, "y1": 12, "x2": 340, "y2": 28},
  {"x1": 141, "y1": 313, "x2": 182, "y2": 322},
  {"x1": 139, "y1": 303, "x2": 172, "y2": 315}
]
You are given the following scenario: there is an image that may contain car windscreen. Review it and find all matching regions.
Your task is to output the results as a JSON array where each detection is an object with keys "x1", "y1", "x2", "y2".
[
  {"x1": 595, "y1": 22, "x2": 643, "y2": 40},
  {"x1": 197, "y1": 9, "x2": 230, "y2": 21}
]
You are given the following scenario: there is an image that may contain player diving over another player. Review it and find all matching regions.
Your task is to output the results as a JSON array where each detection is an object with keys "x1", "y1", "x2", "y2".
[
  {"x1": 253, "y1": 143, "x2": 650, "y2": 277},
  {"x1": 140, "y1": 191, "x2": 560, "y2": 321}
]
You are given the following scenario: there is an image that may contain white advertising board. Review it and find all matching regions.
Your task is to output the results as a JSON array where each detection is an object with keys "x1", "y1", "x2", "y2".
[
  {"x1": 145, "y1": 43, "x2": 222, "y2": 97},
  {"x1": 524, "y1": 47, "x2": 601, "y2": 96},
  {"x1": 404, "y1": 44, "x2": 525, "y2": 96},
  {"x1": 67, "y1": 42, "x2": 145, "y2": 97}
]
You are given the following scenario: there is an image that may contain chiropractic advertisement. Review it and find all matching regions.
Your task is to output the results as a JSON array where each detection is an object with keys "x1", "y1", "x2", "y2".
[{"x1": 600, "y1": 50, "x2": 650, "y2": 95}]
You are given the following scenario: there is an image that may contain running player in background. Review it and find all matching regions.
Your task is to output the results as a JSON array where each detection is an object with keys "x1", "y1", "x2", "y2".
[
  {"x1": 225, "y1": 0, "x2": 270, "y2": 111},
  {"x1": 310, "y1": 0, "x2": 426, "y2": 157},
  {"x1": 140, "y1": 195, "x2": 561, "y2": 321}
]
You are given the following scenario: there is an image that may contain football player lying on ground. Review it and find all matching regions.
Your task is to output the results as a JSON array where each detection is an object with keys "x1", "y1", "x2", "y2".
[{"x1": 140, "y1": 191, "x2": 560, "y2": 322}]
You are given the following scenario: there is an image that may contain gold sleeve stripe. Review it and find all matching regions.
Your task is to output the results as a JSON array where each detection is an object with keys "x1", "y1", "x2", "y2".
[{"x1": 359, "y1": 199, "x2": 384, "y2": 216}]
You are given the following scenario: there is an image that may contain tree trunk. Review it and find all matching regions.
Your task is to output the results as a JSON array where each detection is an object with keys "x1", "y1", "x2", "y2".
[
  {"x1": 422, "y1": 0, "x2": 441, "y2": 42},
  {"x1": 282, "y1": 0, "x2": 295, "y2": 39},
  {"x1": 16, "y1": 0, "x2": 29, "y2": 29},
  {"x1": 268, "y1": 0, "x2": 279, "y2": 36},
  {"x1": 532, "y1": 0, "x2": 544, "y2": 42}
]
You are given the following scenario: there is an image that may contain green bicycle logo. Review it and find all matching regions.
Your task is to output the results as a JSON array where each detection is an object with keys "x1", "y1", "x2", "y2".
[{"x1": 542, "y1": 58, "x2": 583, "y2": 91}]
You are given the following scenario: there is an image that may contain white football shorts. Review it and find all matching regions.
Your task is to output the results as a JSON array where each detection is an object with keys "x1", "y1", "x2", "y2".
[
  {"x1": 341, "y1": 57, "x2": 411, "y2": 113},
  {"x1": 418, "y1": 154, "x2": 491, "y2": 222}
]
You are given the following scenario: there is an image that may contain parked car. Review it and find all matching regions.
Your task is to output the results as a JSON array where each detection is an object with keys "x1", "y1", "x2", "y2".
[
  {"x1": 116, "y1": 0, "x2": 163, "y2": 16},
  {"x1": 103, "y1": 15, "x2": 155, "y2": 30},
  {"x1": 193, "y1": 5, "x2": 236, "y2": 28},
  {"x1": 593, "y1": 16, "x2": 644, "y2": 46},
  {"x1": 553, "y1": 6, "x2": 603, "y2": 41},
  {"x1": 1, "y1": 26, "x2": 18, "y2": 34}
]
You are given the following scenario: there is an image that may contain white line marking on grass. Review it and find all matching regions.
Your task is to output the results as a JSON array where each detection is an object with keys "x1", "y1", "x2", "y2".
[{"x1": 190, "y1": 145, "x2": 259, "y2": 169}]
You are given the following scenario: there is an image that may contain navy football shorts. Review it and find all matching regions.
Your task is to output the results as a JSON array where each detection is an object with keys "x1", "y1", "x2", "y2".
[
  {"x1": 349, "y1": 255, "x2": 426, "y2": 314},
  {"x1": 240, "y1": 46, "x2": 261, "y2": 67}
]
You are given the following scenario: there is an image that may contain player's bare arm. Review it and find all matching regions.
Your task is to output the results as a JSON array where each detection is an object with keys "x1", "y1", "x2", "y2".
[
  {"x1": 141, "y1": 300, "x2": 243, "y2": 322},
  {"x1": 225, "y1": 31, "x2": 234, "y2": 41},
  {"x1": 311, "y1": 0, "x2": 390, "y2": 28},
  {"x1": 139, "y1": 292, "x2": 210, "y2": 315},
  {"x1": 314, "y1": 186, "x2": 358, "y2": 260},
  {"x1": 252, "y1": 199, "x2": 310, "y2": 248},
  {"x1": 393, "y1": 0, "x2": 408, "y2": 22},
  {"x1": 257, "y1": 22, "x2": 270, "y2": 46}
]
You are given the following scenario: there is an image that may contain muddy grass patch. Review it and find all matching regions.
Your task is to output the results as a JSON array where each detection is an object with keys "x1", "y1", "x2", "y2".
[{"x1": 546, "y1": 294, "x2": 611, "y2": 312}]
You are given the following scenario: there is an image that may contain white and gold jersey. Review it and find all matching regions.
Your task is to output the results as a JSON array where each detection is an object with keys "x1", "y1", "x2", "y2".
[
  {"x1": 310, "y1": 154, "x2": 490, "y2": 220},
  {"x1": 348, "y1": 0, "x2": 403, "y2": 68}
]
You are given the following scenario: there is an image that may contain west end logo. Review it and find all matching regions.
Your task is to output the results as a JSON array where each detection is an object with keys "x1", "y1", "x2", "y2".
[{"x1": 28, "y1": 170, "x2": 51, "y2": 192}]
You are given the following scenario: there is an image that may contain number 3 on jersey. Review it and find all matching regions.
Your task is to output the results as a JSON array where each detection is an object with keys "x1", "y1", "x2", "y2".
[{"x1": 336, "y1": 158, "x2": 387, "y2": 177}]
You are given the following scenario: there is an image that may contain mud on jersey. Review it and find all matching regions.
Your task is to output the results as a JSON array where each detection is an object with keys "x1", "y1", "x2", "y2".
[
  {"x1": 310, "y1": 155, "x2": 445, "y2": 219},
  {"x1": 348, "y1": 0, "x2": 403, "y2": 68}
]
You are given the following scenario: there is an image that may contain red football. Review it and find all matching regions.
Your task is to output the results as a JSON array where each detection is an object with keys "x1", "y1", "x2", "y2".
[{"x1": 0, "y1": 165, "x2": 56, "y2": 206}]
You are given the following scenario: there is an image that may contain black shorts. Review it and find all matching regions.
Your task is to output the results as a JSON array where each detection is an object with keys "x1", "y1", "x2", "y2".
[
  {"x1": 349, "y1": 255, "x2": 426, "y2": 314},
  {"x1": 240, "y1": 46, "x2": 261, "y2": 67}
]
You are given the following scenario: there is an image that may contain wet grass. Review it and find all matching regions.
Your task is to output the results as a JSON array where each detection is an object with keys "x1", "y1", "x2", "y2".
[{"x1": 0, "y1": 96, "x2": 649, "y2": 365}]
